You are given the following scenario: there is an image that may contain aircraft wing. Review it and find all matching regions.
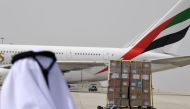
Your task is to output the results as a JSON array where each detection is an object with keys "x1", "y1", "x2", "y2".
[
  {"x1": 0, "y1": 61, "x2": 105, "y2": 73},
  {"x1": 57, "y1": 61, "x2": 106, "y2": 73},
  {"x1": 151, "y1": 56, "x2": 190, "y2": 72},
  {"x1": 1, "y1": 57, "x2": 190, "y2": 74}
]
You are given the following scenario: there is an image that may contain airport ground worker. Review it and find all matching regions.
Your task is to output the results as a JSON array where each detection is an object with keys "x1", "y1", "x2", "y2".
[{"x1": 0, "y1": 51, "x2": 76, "y2": 109}]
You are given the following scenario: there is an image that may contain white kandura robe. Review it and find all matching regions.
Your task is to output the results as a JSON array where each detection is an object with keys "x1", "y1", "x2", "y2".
[{"x1": 0, "y1": 56, "x2": 76, "y2": 109}]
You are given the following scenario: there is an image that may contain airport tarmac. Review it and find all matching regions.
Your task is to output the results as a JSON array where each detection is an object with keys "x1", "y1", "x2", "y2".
[{"x1": 71, "y1": 92, "x2": 190, "y2": 109}]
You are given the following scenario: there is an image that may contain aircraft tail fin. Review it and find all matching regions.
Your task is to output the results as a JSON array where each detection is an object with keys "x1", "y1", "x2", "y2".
[{"x1": 122, "y1": 0, "x2": 190, "y2": 60}]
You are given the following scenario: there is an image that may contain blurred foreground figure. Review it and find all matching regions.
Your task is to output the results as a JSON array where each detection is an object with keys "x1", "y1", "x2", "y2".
[{"x1": 0, "y1": 51, "x2": 76, "y2": 109}]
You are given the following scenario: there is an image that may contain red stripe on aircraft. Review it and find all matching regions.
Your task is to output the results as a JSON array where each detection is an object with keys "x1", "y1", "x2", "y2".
[
  {"x1": 122, "y1": 17, "x2": 174, "y2": 60},
  {"x1": 96, "y1": 16, "x2": 174, "y2": 75}
]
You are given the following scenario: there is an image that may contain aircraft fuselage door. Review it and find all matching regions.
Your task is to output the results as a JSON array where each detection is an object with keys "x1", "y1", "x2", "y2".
[{"x1": 66, "y1": 49, "x2": 72, "y2": 59}]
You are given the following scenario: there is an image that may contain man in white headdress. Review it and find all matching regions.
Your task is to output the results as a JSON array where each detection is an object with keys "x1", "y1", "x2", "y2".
[{"x1": 0, "y1": 51, "x2": 76, "y2": 109}]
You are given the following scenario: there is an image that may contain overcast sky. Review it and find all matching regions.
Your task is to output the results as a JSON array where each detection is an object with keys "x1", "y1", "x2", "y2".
[{"x1": 0, "y1": 0, "x2": 189, "y2": 92}]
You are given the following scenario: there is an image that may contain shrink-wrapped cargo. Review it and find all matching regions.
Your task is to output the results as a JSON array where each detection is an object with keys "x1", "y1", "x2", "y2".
[{"x1": 107, "y1": 60, "x2": 154, "y2": 108}]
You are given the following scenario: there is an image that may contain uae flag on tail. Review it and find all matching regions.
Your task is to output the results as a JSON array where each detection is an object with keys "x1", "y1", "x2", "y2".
[
  {"x1": 144, "y1": 8, "x2": 190, "y2": 52},
  {"x1": 122, "y1": 8, "x2": 190, "y2": 60}
]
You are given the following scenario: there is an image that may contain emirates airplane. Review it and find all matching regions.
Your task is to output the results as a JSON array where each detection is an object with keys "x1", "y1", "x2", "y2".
[{"x1": 0, "y1": 0, "x2": 189, "y2": 83}]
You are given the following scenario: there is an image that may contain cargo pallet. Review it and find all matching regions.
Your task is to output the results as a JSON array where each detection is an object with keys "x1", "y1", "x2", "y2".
[{"x1": 106, "y1": 60, "x2": 156, "y2": 109}]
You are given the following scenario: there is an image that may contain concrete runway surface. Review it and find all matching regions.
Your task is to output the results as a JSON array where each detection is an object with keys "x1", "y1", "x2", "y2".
[{"x1": 71, "y1": 92, "x2": 190, "y2": 109}]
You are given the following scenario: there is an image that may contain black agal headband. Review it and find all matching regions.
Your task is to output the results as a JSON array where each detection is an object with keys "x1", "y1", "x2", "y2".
[{"x1": 12, "y1": 51, "x2": 57, "y2": 88}]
